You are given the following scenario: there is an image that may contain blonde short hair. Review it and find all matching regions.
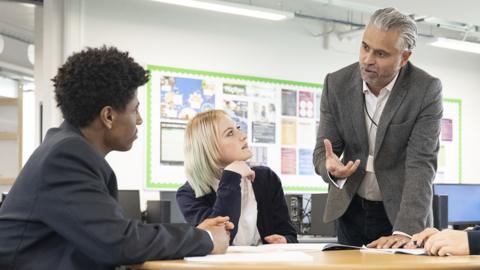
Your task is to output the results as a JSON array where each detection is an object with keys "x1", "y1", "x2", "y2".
[{"x1": 184, "y1": 109, "x2": 228, "y2": 197}]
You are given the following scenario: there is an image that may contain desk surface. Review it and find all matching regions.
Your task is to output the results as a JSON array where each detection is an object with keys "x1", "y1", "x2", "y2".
[{"x1": 134, "y1": 250, "x2": 480, "y2": 270}]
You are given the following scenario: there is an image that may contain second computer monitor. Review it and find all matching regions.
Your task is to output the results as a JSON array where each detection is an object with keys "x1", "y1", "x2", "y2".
[
  {"x1": 433, "y1": 183, "x2": 480, "y2": 226},
  {"x1": 117, "y1": 190, "x2": 142, "y2": 221}
]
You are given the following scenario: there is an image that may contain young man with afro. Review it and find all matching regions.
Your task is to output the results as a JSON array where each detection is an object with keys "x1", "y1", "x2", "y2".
[{"x1": 0, "y1": 46, "x2": 232, "y2": 270}]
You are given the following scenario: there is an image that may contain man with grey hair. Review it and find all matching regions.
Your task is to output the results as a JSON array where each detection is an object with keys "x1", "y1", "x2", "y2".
[{"x1": 313, "y1": 7, "x2": 442, "y2": 248}]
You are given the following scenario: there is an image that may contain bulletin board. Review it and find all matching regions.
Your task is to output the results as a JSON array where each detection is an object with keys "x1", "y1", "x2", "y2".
[
  {"x1": 145, "y1": 65, "x2": 326, "y2": 193},
  {"x1": 435, "y1": 98, "x2": 462, "y2": 183},
  {"x1": 144, "y1": 65, "x2": 462, "y2": 192}
]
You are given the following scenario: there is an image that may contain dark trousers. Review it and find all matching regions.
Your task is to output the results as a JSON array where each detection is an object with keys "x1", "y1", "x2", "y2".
[{"x1": 336, "y1": 194, "x2": 393, "y2": 246}]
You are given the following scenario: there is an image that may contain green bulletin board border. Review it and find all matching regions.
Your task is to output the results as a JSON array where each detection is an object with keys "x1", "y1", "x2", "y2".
[
  {"x1": 145, "y1": 65, "x2": 463, "y2": 191},
  {"x1": 147, "y1": 65, "x2": 323, "y2": 89},
  {"x1": 145, "y1": 65, "x2": 325, "y2": 192}
]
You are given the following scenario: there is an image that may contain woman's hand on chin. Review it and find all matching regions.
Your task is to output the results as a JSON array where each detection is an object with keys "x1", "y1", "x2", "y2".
[{"x1": 224, "y1": 161, "x2": 256, "y2": 182}]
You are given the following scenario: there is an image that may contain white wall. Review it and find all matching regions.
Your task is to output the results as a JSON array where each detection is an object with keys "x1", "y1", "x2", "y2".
[{"x1": 53, "y1": 0, "x2": 480, "y2": 206}]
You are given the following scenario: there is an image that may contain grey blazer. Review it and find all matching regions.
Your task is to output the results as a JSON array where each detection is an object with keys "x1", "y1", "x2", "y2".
[{"x1": 313, "y1": 62, "x2": 443, "y2": 235}]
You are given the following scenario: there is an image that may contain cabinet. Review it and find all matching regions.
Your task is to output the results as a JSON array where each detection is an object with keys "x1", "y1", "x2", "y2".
[{"x1": 0, "y1": 85, "x2": 22, "y2": 185}]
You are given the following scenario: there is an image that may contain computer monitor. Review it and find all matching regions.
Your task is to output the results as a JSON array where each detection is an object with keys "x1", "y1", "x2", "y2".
[
  {"x1": 433, "y1": 183, "x2": 480, "y2": 225},
  {"x1": 310, "y1": 193, "x2": 336, "y2": 237},
  {"x1": 117, "y1": 190, "x2": 142, "y2": 221},
  {"x1": 159, "y1": 191, "x2": 186, "y2": 223}
]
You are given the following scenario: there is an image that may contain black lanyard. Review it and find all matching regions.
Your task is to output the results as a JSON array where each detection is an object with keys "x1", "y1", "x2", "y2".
[{"x1": 364, "y1": 95, "x2": 378, "y2": 127}]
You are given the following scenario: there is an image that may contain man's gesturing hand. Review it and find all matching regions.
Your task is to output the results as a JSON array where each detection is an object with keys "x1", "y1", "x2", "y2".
[{"x1": 324, "y1": 139, "x2": 360, "y2": 179}]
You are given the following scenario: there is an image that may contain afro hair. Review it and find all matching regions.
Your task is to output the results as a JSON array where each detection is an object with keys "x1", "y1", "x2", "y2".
[{"x1": 52, "y1": 46, "x2": 149, "y2": 128}]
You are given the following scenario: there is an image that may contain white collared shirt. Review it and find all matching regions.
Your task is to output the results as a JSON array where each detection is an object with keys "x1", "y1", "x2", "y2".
[
  {"x1": 357, "y1": 73, "x2": 398, "y2": 201},
  {"x1": 232, "y1": 177, "x2": 261, "y2": 246},
  {"x1": 213, "y1": 177, "x2": 262, "y2": 246}
]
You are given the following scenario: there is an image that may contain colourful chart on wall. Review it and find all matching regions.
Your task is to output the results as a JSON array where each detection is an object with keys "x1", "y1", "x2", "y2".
[{"x1": 146, "y1": 65, "x2": 326, "y2": 193}]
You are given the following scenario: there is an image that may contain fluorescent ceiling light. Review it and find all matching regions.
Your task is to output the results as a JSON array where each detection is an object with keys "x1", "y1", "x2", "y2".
[
  {"x1": 312, "y1": 0, "x2": 377, "y2": 13},
  {"x1": 151, "y1": 0, "x2": 294, "y2": 21},
  {"x1": 430, "y1": 38, "x2": 480, "y2": 54},
  {"x1": 20, "y1": 3, "x2": 36, "y2": 8}
]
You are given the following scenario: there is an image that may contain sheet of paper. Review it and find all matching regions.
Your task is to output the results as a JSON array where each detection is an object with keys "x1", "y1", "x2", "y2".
[
  {"x1": 228, "y1": 243, "x2": 330, "y2": 253},
  {"x1": 184, "y1": 251, "x2": 313, "y2": 263},
  {"x1": 360, "y1": 248, "x2": 426, "y2": 255}
]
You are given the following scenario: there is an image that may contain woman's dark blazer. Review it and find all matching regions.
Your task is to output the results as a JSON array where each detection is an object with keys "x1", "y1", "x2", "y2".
[{"x1": 177, "y1": 166, "x2": 298, "y2": 244}]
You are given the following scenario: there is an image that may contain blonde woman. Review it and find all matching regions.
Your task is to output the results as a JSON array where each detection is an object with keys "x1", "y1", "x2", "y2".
[{"x1": 177, "y1": 109, "x2": 298, "y2": 245}]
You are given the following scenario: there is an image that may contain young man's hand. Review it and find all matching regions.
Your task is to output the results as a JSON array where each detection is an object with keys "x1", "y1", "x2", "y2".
[{"x1": 197, "y1": 216, "x2": 234, "y2": 254}]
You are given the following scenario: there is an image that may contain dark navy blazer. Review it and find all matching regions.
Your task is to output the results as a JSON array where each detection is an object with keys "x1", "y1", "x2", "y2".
[
  {"x1": 0, "y1": 122, "x2": 213, "y2": 270},
  {"x1": 177, "y1": 166, "x2": 298, "y2": 244}
]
